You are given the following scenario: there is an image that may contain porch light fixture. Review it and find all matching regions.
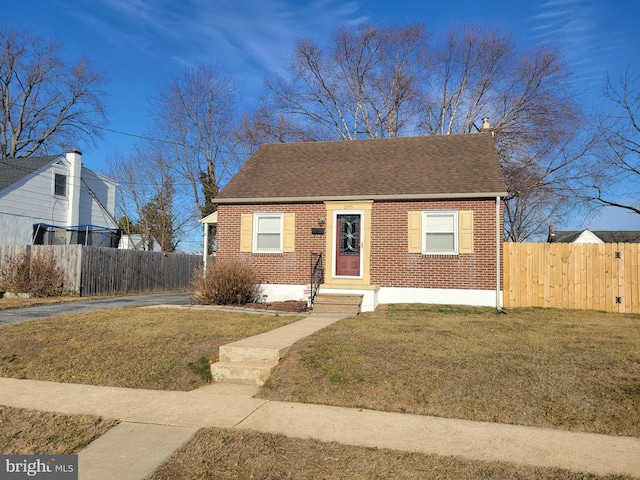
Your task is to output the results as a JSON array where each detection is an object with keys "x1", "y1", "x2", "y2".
[{"x1": 318, "y1": 217, "x2": 326, "y2": 226}]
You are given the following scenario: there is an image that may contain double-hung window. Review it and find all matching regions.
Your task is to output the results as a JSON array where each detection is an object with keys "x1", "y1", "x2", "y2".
[
  {"x1": 54, "y1": 173, "x2": 67, "y2": 197},
  {"x1": 422, "y1": 210, "x2": 458, "y2": 254},
  {"x1": 253, "y1": 213, "x2": 283, "y2": 253}
]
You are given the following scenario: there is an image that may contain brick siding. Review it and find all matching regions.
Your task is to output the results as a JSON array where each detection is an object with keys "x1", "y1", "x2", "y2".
[
  {"x1": 370, "y1": 200, "x2": 502, "y2": 290},
  {"x1": 217, "y1": 199, "x2": 503, "y2": 290}
]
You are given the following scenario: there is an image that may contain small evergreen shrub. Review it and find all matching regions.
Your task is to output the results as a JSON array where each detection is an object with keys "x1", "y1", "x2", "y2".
[
  {"x1": 191, "y1": 258, "x2": 262, "y2": 305},
  {"x1": 0, "y1": 250, "x2": 66, "y2": 297}
]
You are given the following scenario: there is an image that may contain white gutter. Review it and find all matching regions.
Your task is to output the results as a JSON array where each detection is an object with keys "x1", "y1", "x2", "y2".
[{"x1": 216, "y1": 192, "x2": 510, "y2": 204}]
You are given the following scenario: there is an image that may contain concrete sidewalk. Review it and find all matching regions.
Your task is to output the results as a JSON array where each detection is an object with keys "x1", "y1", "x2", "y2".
[{"x1": 1, "y1": 377, "x2": 639, "y2": 479}]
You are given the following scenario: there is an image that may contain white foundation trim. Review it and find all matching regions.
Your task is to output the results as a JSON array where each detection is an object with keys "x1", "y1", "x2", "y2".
[
  {"x1": 378, "y1": 287, "x2": 503, "y2": 308},
  {"x1": 259, "y1": 284, "x2": 309, "y2": 303},
  {"x1": 259, "y1": 284, "x2": 502, "y2": 312}
]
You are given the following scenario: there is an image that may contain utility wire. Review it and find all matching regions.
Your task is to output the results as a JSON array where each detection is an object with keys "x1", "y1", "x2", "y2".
[{"x1": 95, "y1": 125, "x2": 202, "y2": 152}]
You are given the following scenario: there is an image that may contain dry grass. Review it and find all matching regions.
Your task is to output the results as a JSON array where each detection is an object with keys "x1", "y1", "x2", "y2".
[
  {"x1": 1, "y1": 303, "x2": 639, "y2": 478},
  {"x1": 0, "y1": 406, "x2": 117, "y2": 454},
  {"x1": 258, "y1": 304, "x2": 640, "y2": 437},
  {"x1": 0, "y1": 307, "x2": 300, "y2": 390},
  {"x1": 150, "y1": 427, "x2": 632, "y2": 480}
]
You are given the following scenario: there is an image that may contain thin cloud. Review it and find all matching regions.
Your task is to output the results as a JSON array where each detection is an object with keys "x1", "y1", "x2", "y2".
[{"x1": 74, "y1": 0, "x2": 365, "y2": 78}]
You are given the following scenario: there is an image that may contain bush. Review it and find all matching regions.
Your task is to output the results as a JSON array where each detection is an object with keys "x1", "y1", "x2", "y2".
[
  {"x1": 0, "y1": 250, "x2": 66, "y2": 297},
  {"x1": 191, "y1": 258, "x2": 262, "y2": 305}
]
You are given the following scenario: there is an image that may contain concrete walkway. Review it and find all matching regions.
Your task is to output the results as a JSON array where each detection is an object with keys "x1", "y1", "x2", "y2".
[
  {"x1": 1, "y1": 377, "x2": 639, "y2": 479},
  {"x1": 1, "y1": 309, "x2": 639, "y2": 479}
]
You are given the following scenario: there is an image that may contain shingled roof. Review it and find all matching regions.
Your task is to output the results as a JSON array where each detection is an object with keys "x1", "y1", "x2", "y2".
[
  {"x1": 552, "y1": 230, "x2": 640, "y2": 243},
  {"x1": 216, "y1": 133, "x2": 507, "y2": 203},
  {"x1": 0, "y1": 156, "x2": 59, "y2": 192}
]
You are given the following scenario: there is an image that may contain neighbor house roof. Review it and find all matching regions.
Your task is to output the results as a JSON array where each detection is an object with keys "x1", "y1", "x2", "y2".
[
  {"x1": 0, "y1": 155, "x2": 59, "y2": 191},
  {"x1": 216, "y1": 133, "x2": 507, "y2": 203},
  {"x1": 551, "y1": 230, "x2": 640, "y2": 243}
]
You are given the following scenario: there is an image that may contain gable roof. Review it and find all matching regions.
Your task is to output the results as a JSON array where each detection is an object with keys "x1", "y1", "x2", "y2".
[
  {"x1": 0, "y1": 155, "x2": 60, "y2": 191},
  {"x1": 552, "y1": 229, "x2": 640, "y2": 243},
  {"x1": 216, "y1": 133, "x2": 507, "y2": 203}
]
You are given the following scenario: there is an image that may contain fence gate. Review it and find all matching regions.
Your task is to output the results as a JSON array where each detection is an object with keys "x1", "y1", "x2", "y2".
[{"x1": 503, "y1": 242, "x2": 640, "y2": 313}]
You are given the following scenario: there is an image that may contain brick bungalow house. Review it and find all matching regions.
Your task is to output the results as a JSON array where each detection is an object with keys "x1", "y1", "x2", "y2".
[{"x1": 214, "y1": 132, "x2": 507, "y2": 312}]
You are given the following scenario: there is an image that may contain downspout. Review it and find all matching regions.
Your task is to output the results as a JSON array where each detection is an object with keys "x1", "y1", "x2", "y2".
[{"x1": 496, "y1": 195, "x2": 502, "y2": 312}]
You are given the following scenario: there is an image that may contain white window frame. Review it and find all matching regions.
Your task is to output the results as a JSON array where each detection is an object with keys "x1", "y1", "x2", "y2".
[
  {"x1": 422, "y1": 210, "x2": 458, "y2": 255},
  {"x1": 253, "y1": 212, "x2": 283, "y2": 253},
  {"x1": 53, "y1": 171, "x2": 67, "y2": 198}
]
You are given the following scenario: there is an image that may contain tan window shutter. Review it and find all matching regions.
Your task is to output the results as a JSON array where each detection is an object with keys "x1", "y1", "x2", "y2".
[
  {"x1": 459, "y1": 210, "x2": 474, "y2": 253},
  {"x1": 283, "y1": 213, "x2": 295, "y2": 252},
  {"x1": 407, "y1": 211, "x2": 422, "y2": 253},
  {"x1": 240, "y1": 213, "x2": 253, "y2": 252}
]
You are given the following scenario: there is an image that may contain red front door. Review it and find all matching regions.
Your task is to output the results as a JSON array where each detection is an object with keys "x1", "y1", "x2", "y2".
[{"x1": 335, "y1": 214, "x2": 361, "y2": 277}]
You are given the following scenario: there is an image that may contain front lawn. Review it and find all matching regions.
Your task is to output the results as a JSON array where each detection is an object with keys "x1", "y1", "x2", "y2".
[
  {"x1": 258, "y1": 304, "x2": 640, "y2": 437},
  {"x1": 0, "y1": 307, "x2": 300, "y2": 391},
  {"x1": 1, "y1": 303, "x2": 638, "y2": 479}
]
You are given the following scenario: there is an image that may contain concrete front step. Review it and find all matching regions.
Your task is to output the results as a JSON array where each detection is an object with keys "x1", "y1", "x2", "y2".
[
  {"x1": 210, "y1": 314, "x2": 350, "y2": 386},
  {"x1": 219, "y1": 345, "x2": 287, "y2": 364},
  {"x1": 210, "y1": 360, "x2": 279, "y2": 386},
  {"x1": 312, "y1": 294, "x2": 362, "y2": 314},
  {"x1": 312, "y1": 303, "x2": 361, "y2": 314}
]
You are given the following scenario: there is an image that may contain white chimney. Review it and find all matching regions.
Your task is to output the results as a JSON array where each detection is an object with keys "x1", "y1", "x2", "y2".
[{"x1": 66, "y1": 150, "x2": 82, "y2": 227}]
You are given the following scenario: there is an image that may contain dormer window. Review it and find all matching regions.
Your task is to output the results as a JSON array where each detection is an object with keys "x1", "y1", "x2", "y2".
[{"x1": 54, "y1": 173, "x2": 67, "y2": 197}]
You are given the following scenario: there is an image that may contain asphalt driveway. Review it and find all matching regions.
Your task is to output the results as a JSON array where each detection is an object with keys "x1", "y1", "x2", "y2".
[{"x1": 0, "y1": 293, "x2": 192, "y2": 326}]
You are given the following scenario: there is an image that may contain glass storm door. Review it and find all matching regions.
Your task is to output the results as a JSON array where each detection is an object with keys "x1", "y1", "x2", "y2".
[{"x1": 335, "y1": 214, "x2": 361, "y2": 277}]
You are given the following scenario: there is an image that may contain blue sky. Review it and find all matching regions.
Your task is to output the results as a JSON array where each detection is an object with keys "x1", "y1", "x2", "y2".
[{"x1": 4, "y1": 0, "x2": 640, "y2": 248}]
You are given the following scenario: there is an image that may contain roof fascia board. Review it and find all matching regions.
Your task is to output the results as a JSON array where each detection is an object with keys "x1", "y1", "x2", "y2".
[{"x1": 216, "y1": 192, "x2": 509, "y2": 204}]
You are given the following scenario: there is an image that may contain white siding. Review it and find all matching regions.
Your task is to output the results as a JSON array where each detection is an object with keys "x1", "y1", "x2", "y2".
[
  {"x1": 0, "y1": 214, "x2": 37, "y2": 245},
  {"x1": 0, "y1": 159, "x2": 118, "y2": 246},
  {"x1": 78, "y1": 167, "x2": 117, "y2": 228},
  {"x1": 573, "y1": 230, "x2": 604, "y2": 244},
  {"x1": 0, "y1": 164, "x2": 70, "y2": 245}
]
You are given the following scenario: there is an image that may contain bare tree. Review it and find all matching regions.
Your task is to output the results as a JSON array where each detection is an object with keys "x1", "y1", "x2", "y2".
[
  {"x1": 236, "y1": 105, "x2": 320, "y2": 156},
  {"x1": 0, "y1": 28, "x2": 106, "y2": 158},
  {"x1": 574, "y1": 68, "x2": 640, "y2": 215},
  {"x1": 251, "y1": 23, "x2": 586, "y2": 240},
  {"x1": 420, "y1": 25, "x2": 585, "y2": 240},
  {"x1": 264, "y1": 24, "x2": 426, "y2": 140},
  {"x1": 151, "y1": 65, "x2": 241, "y2": 219},
  {"x1": 108, "y1": 146, "x2": 191, "y2": 251}
]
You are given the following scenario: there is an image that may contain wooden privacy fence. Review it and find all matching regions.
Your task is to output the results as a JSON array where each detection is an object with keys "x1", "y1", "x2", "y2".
[
  {"x1": 0, "y1": 245, "x2": 208, "y2": 296},
  {"x1": 504, "y1": 242, "x2": 640, "y2": 313}
]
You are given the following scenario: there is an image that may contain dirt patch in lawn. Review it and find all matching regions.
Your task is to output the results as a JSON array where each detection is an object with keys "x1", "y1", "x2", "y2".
[{"x1": 0, "y1": 406, "x2": 117, "y2": 454}]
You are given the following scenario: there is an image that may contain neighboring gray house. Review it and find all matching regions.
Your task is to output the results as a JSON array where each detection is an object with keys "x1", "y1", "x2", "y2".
[
  {"x1": 0, "y1": 150, "x2": 119, "y2": 246},
  {"x1": 548, "y1": 228, "x2": 640, "y2": 244}
]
